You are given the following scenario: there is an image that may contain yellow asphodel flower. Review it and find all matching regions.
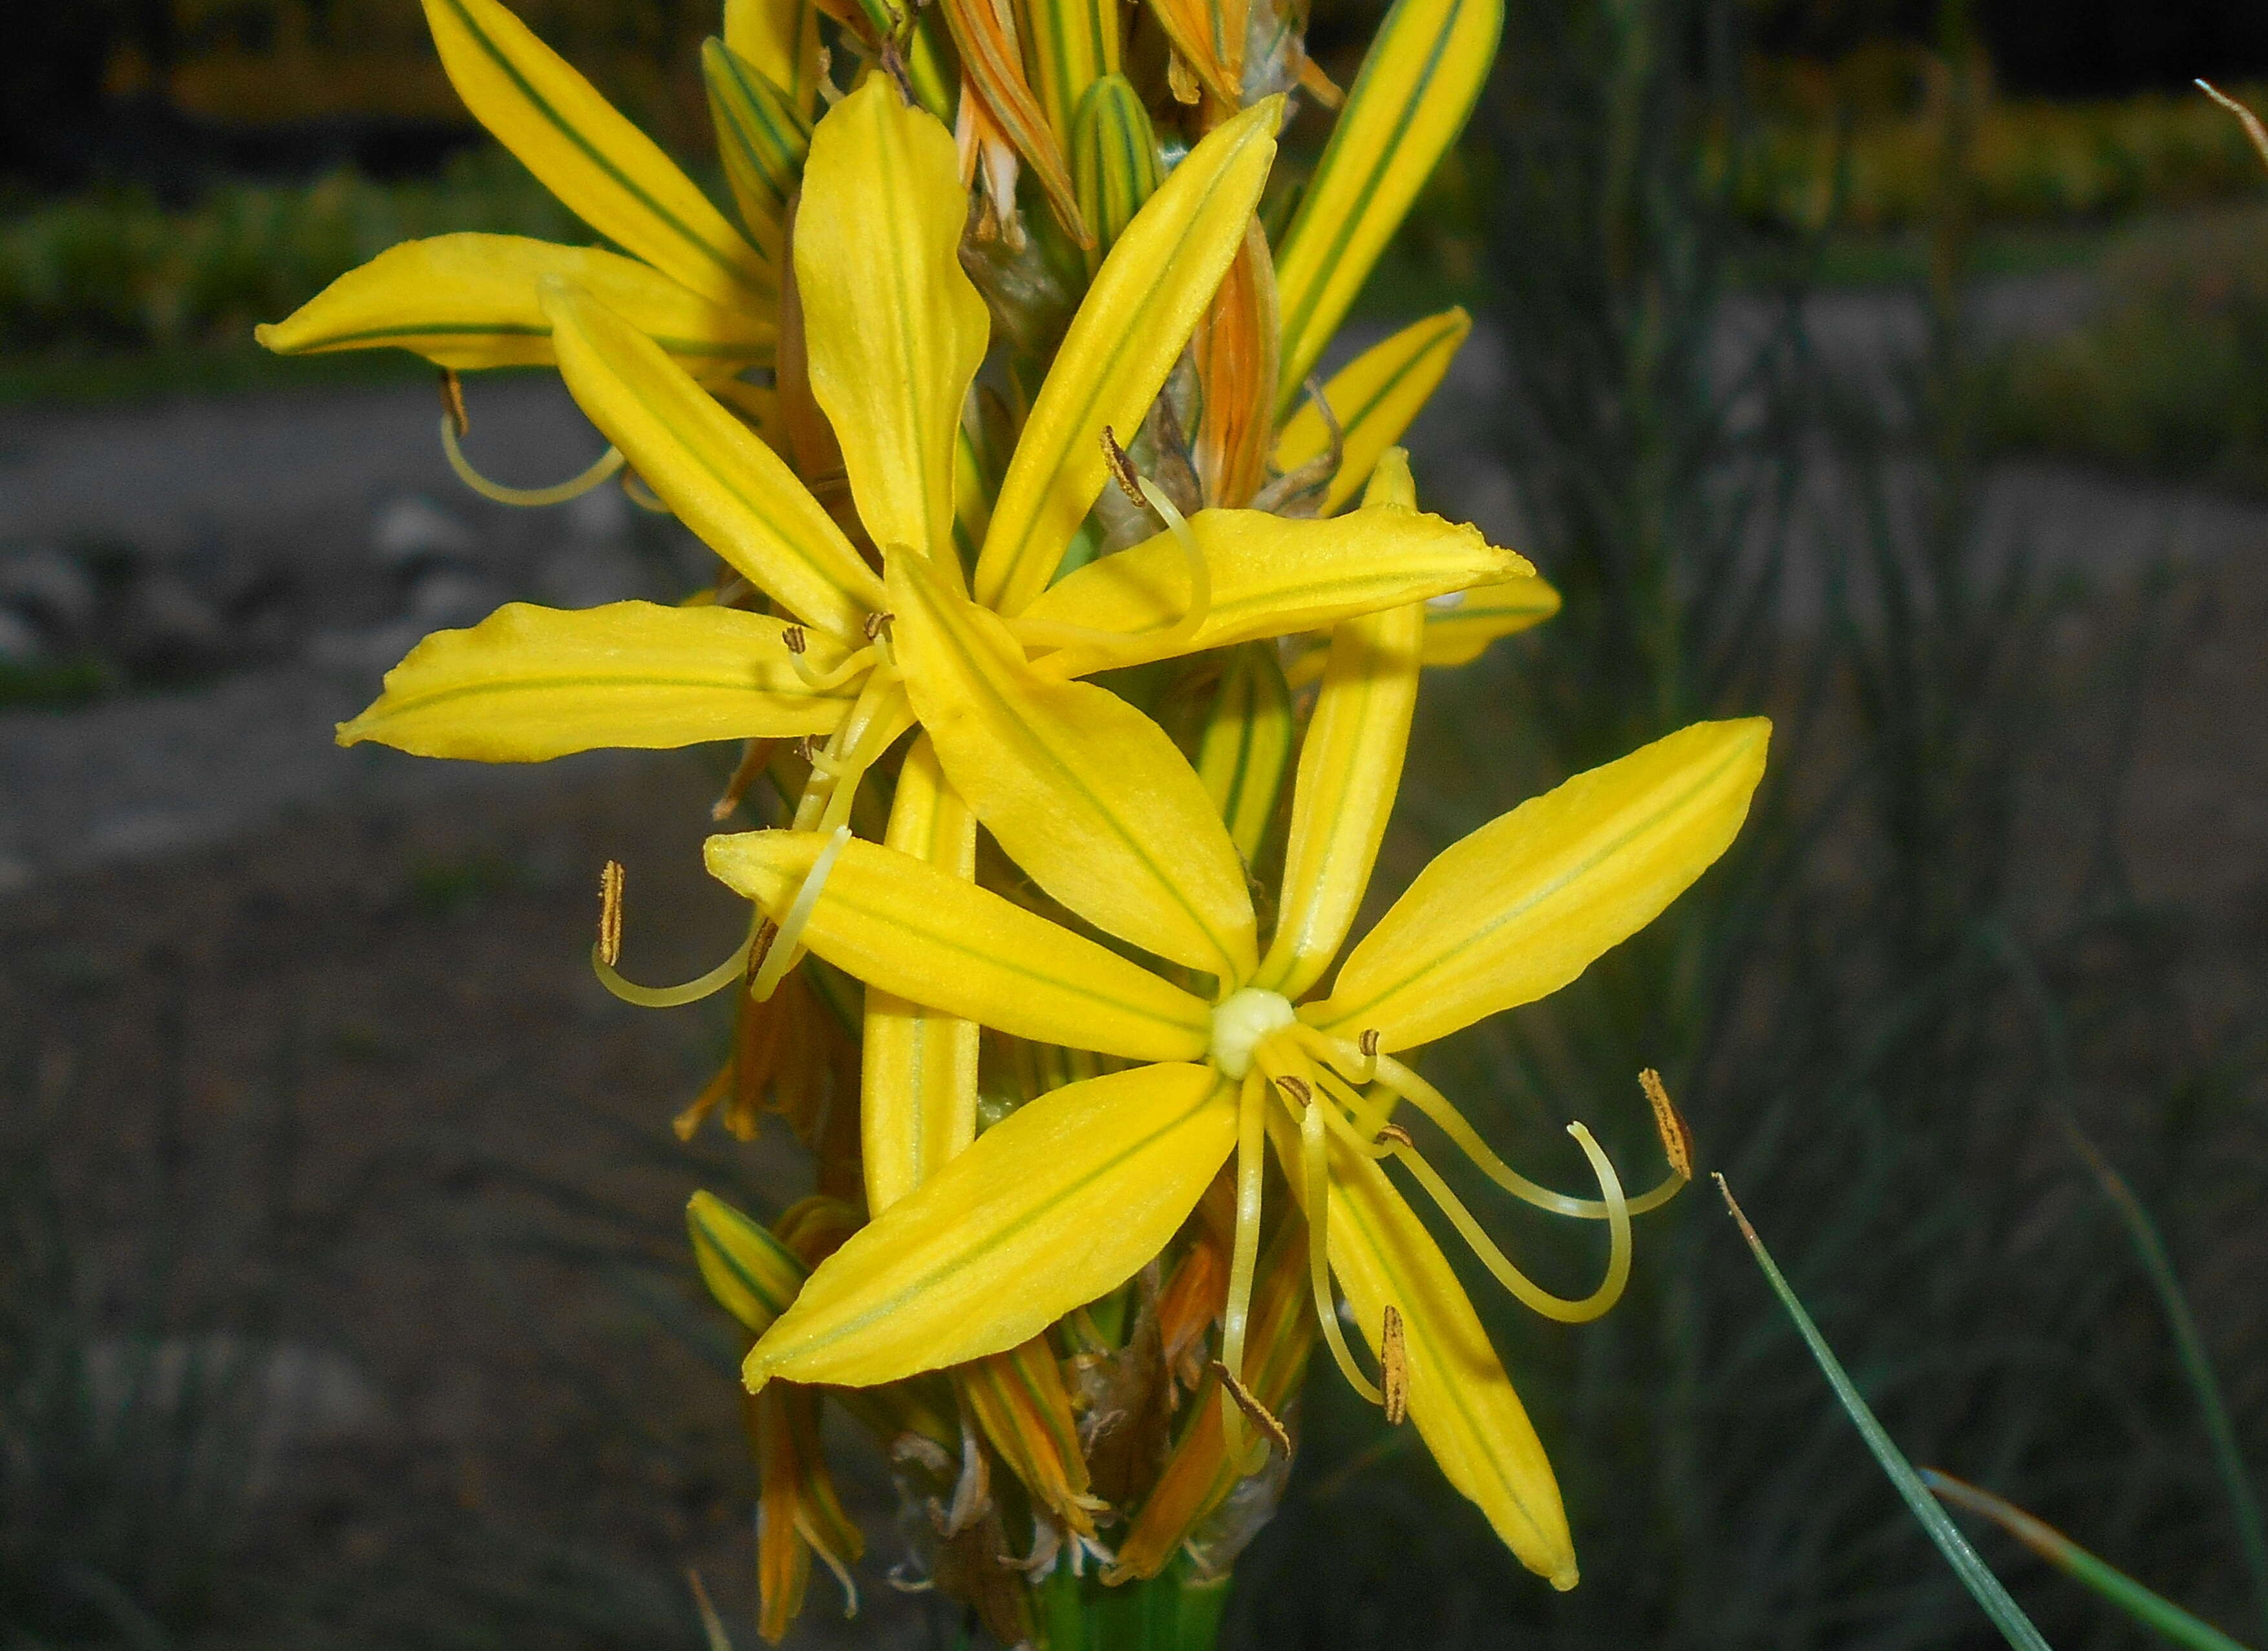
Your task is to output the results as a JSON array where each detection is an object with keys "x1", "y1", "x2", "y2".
[
  {"x1": 260, "y1": 0, "x2": 784, "y2": 399},
  {"x1": 705, "y1": 461, "x2": 1772, "y2": 1587},
  {"x1": 335, "y1": 81, "x2": 1525, "y2": 994}
]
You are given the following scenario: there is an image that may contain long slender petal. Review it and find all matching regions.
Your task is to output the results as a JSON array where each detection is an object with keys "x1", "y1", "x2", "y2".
[
  {"x1": 543, "y1": 282, "x2": 881, "y2": 637},
  {"x1": 1309, "y1": 718, "x2": 1770, "y2": 1049},
  {"x1": 1193, "y1": 220, "x2": 1280, "y2": 509},
  {"x1": 1273, "y1": 308, "x2": 1469, "y2": 515},
  {"x1": 337, "y1": 601, "x2": 854, "y2": 761},
  {"x1": 744, "y1": 1064, "x2": 1236, "y2": 1389},
  {"x1": 890, "y1": 549, "x2": 1258, "y2": 984},
  {"x1": 703, "y1": 38, "x2": 811, "y2": 265},
  {"x1": 1421, "y1": 574, "x2": 1562, "y2": 667},
  {"x1": 975, "y1": 96, "x2": 1282, "y2": 615},
  {"x1": 688, "y1": 1188, "x2": 809, "y2": 1336},
  {"x1": 1279, "y1": 1107, "x2": 1577, "y2": 1588},
  {"x1": 796, "y1": 79, "x2": 991, "y2": 563},
  {"x1": 862, "y1": 737, "x2": 981, "y2": 1214},
  {"x1": 1196, "y1": 642, "x2": 1296, "y2": 870},
  {"x1": 1019, "y1": 503, "x2": 1526, "y2": 672},
  {"x1": 1253, "y1": 600, "x2": 1423, "y2": 998},
  {"x1": 257, "y1": 233, "x2": 771, "y2": 375},
  {"x1": 421, "y1": 0, "x2": 771, "y2": 306},
  {"x1": 1070, "y1": 74, "x2": 1160, "y2": 275},
  {"x1": 1022, "y1": 0, "x2": 1122, "y2": 151},
  {"x1": 705, "y1": 830, "x2": 1212, "y2": 1060},
  {"x1": 1273, "y1": 0, "x2": 1501, "y2": 402}
]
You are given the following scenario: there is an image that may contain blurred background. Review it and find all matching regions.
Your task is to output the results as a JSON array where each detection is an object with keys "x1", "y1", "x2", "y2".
[{"x1": 3, "y1": 1, "x2": 2265, "y2": 1648}]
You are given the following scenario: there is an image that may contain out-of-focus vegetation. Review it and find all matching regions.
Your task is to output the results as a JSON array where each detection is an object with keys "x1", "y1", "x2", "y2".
[{"x1": 1992, "y1": 205, "x2": 2268, "y2": 490}]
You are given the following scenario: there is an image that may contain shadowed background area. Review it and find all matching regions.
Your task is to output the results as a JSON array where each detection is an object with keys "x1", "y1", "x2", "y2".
[{"x1": 3, "y1": 2, "x2": 2265, "y2": 1648}]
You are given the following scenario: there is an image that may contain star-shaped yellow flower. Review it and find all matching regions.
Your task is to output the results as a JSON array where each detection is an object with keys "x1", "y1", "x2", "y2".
[{"x1": 705, "y1": 463, "x2": 1771, "y2": 1586}]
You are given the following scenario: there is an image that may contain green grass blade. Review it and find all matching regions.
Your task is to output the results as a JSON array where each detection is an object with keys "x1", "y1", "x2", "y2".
[
  {"x1": 1715, "y1": 1175, "x2": 2055, "y2": 1651},
  {"x1": 1924, "y1": 1470, "x2": 2257, "y2": 1651}
]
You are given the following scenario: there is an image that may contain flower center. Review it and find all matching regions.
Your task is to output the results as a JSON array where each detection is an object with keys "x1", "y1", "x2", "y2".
[{"x1": 1209, "y1": 988, "x2": 1297, "y2": 1078}]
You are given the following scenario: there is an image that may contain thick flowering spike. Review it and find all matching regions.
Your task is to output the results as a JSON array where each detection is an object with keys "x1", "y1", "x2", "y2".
[
  {"x1": 257, "y1": 234, "x2": 772, "y2": 377},
  {"x1": 421, "y1": 0, "x2": 772, "y2": 308},
  {"x1": 976, "y1": 96, "x2": 1282, "y2": 615},
  {"x1": 335, "y1": 601, "x2": 856, "y2": 762},
  {"x1": 1310, "y1": 718, "x2": 1772, "y2": 1051},
  {"x1": 798, "y1": 79, "x2": 993, "y2": 564},
  {"x1": 742, "y1": 1064, "x2": 1238, "y2": 1391},
  {"x1": 703, "y1": 39, "x2": 812, "y2": 265},
  {"x1": 1275, "y1": 0, "x2": 1503, "y2": 403},
  {"x1": 1273, "y1": 308, "x2": 1472, "y2": 515}
]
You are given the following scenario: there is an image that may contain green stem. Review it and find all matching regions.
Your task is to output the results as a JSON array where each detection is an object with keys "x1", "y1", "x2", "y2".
[{"x1": 1040, "y1": 1558, "x2": 1231, "y2": 1651}]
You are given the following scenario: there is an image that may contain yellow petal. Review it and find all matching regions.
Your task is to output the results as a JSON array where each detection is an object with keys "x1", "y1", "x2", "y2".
[
  {"x1": 421, "y1": 0, "x2": 770, "y2": 307},
  {"x1": 688, "y1": 1188, "x2": 809, "y2": 1336},
  {"x1": 1069, "y1": 74, "x2": 1161, "y2": 275},
  {"x1": 1421, "y1": 573, "x2": 1562, "y2": 668},
  {"x1": 703, "y1": 37, "x2": 811, "y2": 266},
  {"x1": 1020, "y1": 503, "x2": 1527, "y2": 673},
  {"x1": 1196, "y1": 642, "x2": 1296, "y2": 871},
  {"x1": 257, "y1": 233, "x2": 771, "y2": 376},
  {"x1": 542, "y1": 281, "x2": 882, "y2": 637},
  {"x1": 975, "y1": 96, "x2": 1282, "y2": 616},
  {"x1": 744, "y1": 1064, "x2": 1236, "y2": 1389},
  {"x1": 889, "y1": 549, "x2": 1258, "y2": 984},
  {"x1": 1309, "y1": 718, "x2": 1771, "y2": 1049},
  {"x1": 1273, "y1": 0, "x2": 1501, "y2": 403},
  {"x1": 862, "y1": 737, "x2": 981, "y2": 1215},
  {"x1": 1273, "y1": 307, "x2": 1469, "y2": 514},
  {"x1": 1252, "y1": 600, "x2": 1424, "y2": 1000},
  {"x1": 1289, "y1": 1113, "x2": 1577, "y2": 1586},
  {"x1": 1136, "y1": 0, "x2": 1240, "y2": 104},
  {"x1": 704, "y1": 830, "x2": 1212, "y2": 1060},
  {"x1": 726, "y1": 0, "x2": 822, "y2": 116},
  {"x1": 337, "y1": 601, "x2": 854, "y2": 761},
  {"x1": 797, "y1": 79, "x2": 992, "y2": 562}
]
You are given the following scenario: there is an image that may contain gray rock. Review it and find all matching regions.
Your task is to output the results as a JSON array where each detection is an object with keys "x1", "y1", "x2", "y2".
[
  {"x1": 114, "y1": 571, "x2": 228, "y2": 676},
  {"x1": 0, "y1": 544, "x2": 100, "y2": 644},
  {"x1": 369, "y1": 494, "x2": 478, "y2": 572}
]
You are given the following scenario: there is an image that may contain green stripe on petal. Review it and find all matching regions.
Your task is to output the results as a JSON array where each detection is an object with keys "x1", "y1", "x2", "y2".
[
  {"x1": 703, "y1": 38, "x2": 812, "y2": 265},
  {"x1": 1273, "y1": 0, "x2": 1501, "y2": 405},
  {"x1": 1021, "y1": 0, "x2": 1121, "y2": 152},
  {"x1": 1071, "y1": 75, "x2": 1162, "y2": 277},
  {"x1": 743, "y1": 1064, "x2": 1236, "y2": 1389},
  {"x1": 688, "y1": 1189, "x2": 808, "y2": 1336},
  {"x1": 422, "y1": 0, "x2": 772, "y2": 307},
  {"x1": 725, "y1": 0, "x2": 822, "y2": 117},
  {"x1": 1196, "y1": 642, "x2": 1295, "y2": 871},
  {"x1": 337, "y1": 600, "x2": 854, "y2": 762}
]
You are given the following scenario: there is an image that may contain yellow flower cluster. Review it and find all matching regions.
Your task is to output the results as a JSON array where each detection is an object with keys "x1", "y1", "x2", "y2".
[{"x1": 263, "y1": 0, "x2": 1768, "y2": 1637}]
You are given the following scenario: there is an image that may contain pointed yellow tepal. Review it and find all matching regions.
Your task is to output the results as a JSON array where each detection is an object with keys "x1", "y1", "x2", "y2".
[{"x1": 797, "y1": 79, "x2": 991, "y2": 563}]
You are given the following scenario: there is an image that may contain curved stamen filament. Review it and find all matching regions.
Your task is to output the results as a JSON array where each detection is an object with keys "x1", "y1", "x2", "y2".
[
  {"x1": 1389, "y1": 1121, "x2": 1631, "y2": 1324},
  {"x1": 440, "y1": 415, "x2": 625, "y2": 507},
  {"x1": 749, "y1": 825, "x2": 851, "y2": 1002},
  {"x1": 592, "y1": 905, "x2": 761, "y2": 1007},
  {"x1": 1327, "y1": 1041, "x2": 1683, "y2": 1219},
  {"x1": 1298, "y1": 1086, "x2": 1386, "y2": 1406},
  {"x1": 783, "y1": 632, "x2": 877, "y2": 694},
  {"x1": 620, "y1": 472, "x2": 672, "y2": 514},
  {"x1": 1216, "y1": 1068, "x2": 1271, "y2": 1470}
]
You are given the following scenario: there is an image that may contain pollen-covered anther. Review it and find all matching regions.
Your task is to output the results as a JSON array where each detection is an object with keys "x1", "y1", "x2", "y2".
[
  {"x1": 1380, "y1": 1305, "x2": 1409, "y2": 1425},
  {"x1": 862, "y1": 611, "x2": 893, "y2": 644},
  {"x1": 1375, "y1": 1122, "x2": 1414, "y2": 1150},
  {"x1": 1273, "y1": 1074, "x2": 1311, "y2": 1106},
  {"x1": 1099, "y1": 426, "x2": 1145, "y2": 507},
  {"x1": 783, "y1": 624, "x2": 809, "y2": 655},
  {"x1": 1209, "y1": 1359, "x2": 1291, "y2": 1455},
  {"x1": 438, "y1": 368, "x2": 469, "y2": 440},
  {"x1": 1639, "y1": 1067, "x2": 1694, "y2": 1180},
  {"x1": 1209, "y1": 988, "x2": 1298, "y2": 1078},
  {"x1": 597, "y1": 860, "x2": 624, "y2": 967}
]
